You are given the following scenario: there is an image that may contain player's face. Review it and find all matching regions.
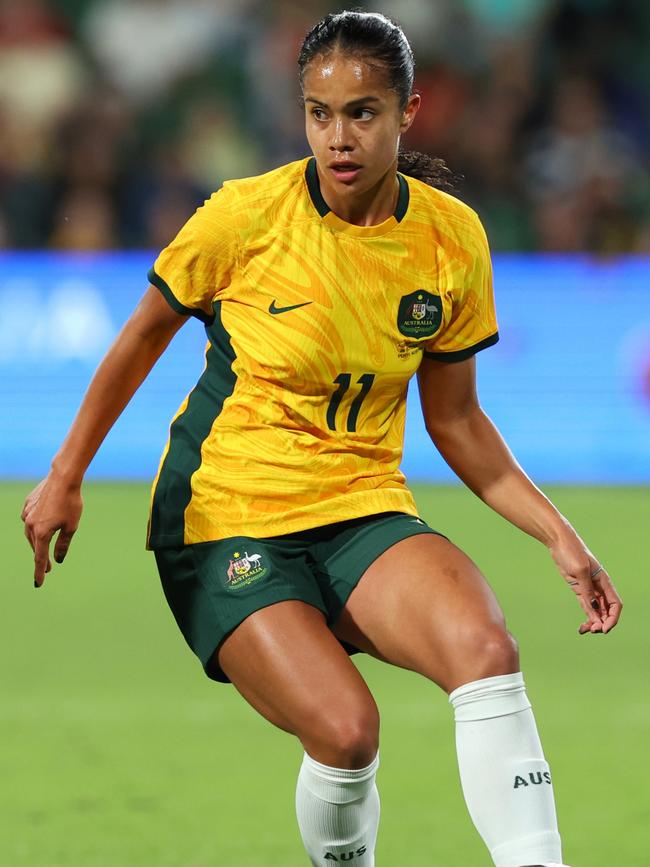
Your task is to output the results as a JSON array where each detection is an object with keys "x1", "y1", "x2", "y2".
[{"x1": 302, "y1": 52, "x2": 419, "y2": 208}]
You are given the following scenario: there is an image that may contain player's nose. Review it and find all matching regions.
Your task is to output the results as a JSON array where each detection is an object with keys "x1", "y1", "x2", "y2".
[{"x1": 329, "y1": 117, "x2": 354, "y2": 151}]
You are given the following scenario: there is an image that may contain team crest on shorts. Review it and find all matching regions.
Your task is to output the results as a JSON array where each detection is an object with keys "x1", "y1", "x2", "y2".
[
  {"x1": 226, "y1": 550, "x2": 268, "y2": 589},
  {"x1": 397, "y1": 290, "x2": 442, "y2": 338}
]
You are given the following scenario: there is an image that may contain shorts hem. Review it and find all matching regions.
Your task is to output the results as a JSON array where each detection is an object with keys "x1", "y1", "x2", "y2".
[
  {"x1": 201, "y1": 595, "x2": 329, "y2": 683},
  {"x1": 325, "y1": 521, "x2": 445, "y2": 625}
]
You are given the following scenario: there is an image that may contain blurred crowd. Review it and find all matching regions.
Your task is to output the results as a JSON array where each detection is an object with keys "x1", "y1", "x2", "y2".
[{"x1": 1, "y1": 0, "x2": 648, "y2": 252}]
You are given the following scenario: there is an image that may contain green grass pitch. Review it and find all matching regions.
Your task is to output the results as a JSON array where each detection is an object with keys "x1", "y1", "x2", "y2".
[{"x1": 2, "y1": 482, "x2": 648, "y2": 866}]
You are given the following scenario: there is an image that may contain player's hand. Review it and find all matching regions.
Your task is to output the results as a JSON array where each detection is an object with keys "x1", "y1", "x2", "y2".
[
  {"x1": 21, "y1": 473, "x2": 83, "y2": 588},
  {"x1": 549, "y1": 531, "x2": 622, "y2": 635}
]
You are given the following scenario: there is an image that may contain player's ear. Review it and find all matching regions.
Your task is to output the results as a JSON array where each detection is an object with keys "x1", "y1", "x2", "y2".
[{"x1": 400, "y1": 93, "x2": 420, "y2": 134}]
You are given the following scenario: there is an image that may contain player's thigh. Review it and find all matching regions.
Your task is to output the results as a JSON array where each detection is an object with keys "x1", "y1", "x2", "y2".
[
  {"x1": 216, "y1": 600, "x2": 380, "y2": 767},
  {"x1": 331, "y1": 533, "x2": 518, "y2": 693},
  {"x1": 156, "y1": 539, "x2": 379, "y2": 766}
]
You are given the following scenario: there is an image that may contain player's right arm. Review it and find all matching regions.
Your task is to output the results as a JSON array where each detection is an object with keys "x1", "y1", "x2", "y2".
[{"x1": 22, "y1": 285, "x2": 189, "y2": 587}]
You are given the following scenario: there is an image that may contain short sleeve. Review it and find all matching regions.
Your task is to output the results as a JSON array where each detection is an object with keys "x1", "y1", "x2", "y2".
[
  {"x1": 423, "y1": 209, "x2": 499, "y2": 362},
  {"x1": 148, "y1": 185, "x2": 239, "y2": 324}
]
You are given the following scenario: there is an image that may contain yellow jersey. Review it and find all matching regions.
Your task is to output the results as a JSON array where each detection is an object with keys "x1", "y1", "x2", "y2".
[{"x1": 146, "y1": 157, "x2": 498, "y2": 548}]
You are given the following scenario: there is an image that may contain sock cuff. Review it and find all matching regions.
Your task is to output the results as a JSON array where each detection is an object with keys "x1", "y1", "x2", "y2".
[
  {"x1": 302, "y1": 751, "x2": 379, "y2": 784},
  {"x1": 449, "y1": 672, "x2": 532, "y2": 721},
  {"x1": 299, "y1": 752, "x2": 379, "y2": 804}
]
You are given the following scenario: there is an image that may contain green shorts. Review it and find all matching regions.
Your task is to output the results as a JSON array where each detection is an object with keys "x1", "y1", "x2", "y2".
[{"x1": 154, "y1": 511, "x2": 440, "y2": 683}]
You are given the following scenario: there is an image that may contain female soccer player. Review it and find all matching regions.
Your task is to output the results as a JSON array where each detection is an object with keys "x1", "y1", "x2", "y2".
[{"x1": 22, "y1": 11, "x2": 621, "y2": 867}]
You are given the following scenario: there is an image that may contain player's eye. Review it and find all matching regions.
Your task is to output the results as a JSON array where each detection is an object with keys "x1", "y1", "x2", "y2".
[
  {"x1": 311, "y1": 108, "x2": 328, "y2": 121},
  {"x1": 354, "y1": 108, "x2": 375, "y2": 120}
]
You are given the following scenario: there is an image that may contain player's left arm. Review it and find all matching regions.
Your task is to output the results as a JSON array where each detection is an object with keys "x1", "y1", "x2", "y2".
[{"x1": 417, "y1": 354, "x2": 623, "y2": 635}]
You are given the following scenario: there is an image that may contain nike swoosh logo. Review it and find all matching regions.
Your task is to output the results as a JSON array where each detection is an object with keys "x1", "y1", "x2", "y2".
[{"x1": 269, "y1": 300, "x2": 313, "y2": 315}]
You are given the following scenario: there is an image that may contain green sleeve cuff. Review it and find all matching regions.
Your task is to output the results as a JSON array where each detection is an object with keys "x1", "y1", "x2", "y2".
[
  {"x1": 148, "y1": 267, "x2": 214, "y2": 325},
  {"x1": 423, "y1": 331, "x2": 499, "y2": 363}
]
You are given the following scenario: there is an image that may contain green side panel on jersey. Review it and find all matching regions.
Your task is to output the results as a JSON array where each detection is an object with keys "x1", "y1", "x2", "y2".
[{"x1": 148, "y1": 302, "x2": 236, "y2": 547}]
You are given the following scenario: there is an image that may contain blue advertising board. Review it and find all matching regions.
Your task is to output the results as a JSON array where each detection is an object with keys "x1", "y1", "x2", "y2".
[{"x1": 1, "y1": 252, "x2": 649, "y2": 482}]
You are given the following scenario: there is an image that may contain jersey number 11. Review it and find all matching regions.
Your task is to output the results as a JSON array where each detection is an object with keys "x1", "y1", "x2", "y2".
[{"x1": 326, "y1": 373, "x2": 375, "y2": 432}]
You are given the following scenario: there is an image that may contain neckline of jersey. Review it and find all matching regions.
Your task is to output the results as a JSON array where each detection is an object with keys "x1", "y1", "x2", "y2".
[{"x1": 305, "y1": 156, "x2": 409, "y2": 238}]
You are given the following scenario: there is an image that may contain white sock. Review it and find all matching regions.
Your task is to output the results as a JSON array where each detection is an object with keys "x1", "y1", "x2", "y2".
[
  {"x1": 295, "y1": 751, "x2": 380, "y2": 865},
  {"x1": 449, "y1": 672, "x2": 563, "y2": 867}
]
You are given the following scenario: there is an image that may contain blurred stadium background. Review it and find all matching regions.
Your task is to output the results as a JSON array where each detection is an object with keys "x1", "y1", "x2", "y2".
[
  {"x1": 1, "y1": 0, "x2": 649, "y2": 252},
  {"x1": 2, "y1": 1, "x2": 649, "y2": 866}
]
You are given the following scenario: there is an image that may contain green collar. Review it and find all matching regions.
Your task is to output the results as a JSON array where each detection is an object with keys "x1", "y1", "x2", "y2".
[{"x1": 305, "y1": 156, "x2": 409, "y2": 224}]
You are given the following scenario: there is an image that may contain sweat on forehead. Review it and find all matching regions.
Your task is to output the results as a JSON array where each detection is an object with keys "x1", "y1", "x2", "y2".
[{"x1": 303, "y1": 49, "x2": 392, "y2": 85}]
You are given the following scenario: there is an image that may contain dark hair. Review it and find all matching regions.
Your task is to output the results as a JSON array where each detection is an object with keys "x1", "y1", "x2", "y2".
[{"x1": 298, "y1": 10, "x2": 452, "y2": 190}]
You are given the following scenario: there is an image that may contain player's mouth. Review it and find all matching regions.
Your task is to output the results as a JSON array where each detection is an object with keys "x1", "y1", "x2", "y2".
[{"x1": 329, "y1": 161, "x2": 362, "y2": 183}]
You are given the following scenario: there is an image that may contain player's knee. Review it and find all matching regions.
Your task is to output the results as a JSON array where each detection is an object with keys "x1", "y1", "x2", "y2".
[
  {"x1": 444, "y1": 623, "x2": 519, "y2": 691},
  {"x1": 457, "y1": 623, "x2": 520, "y2": 685},
  {"x1": 301, "y1": 702, "x2": 380, "y2": 769},
  {"x1": 323, "y1": 714, "x2": 380, "y2": 769}
]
